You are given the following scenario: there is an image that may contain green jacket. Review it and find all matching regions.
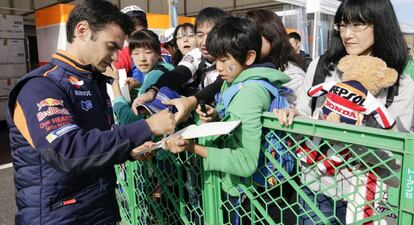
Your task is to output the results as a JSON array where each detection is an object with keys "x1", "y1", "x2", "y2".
[
  {"x1": 112, "y1": 61, "x2": 174, "y2": 125},
  {"x1": 138, "y1": 61, "x2": 174, "y2": 95},
  {"x1": 201, "y1": 67, "x2": 290, "y2": 196},
  {"x1": 112, "y1": 96, "x2": 143, "y2": 125}
]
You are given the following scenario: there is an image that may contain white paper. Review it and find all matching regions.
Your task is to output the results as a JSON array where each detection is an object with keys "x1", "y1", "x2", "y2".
[
  {"x1": 134, "y1": 124, "x2": 192, "y2": 155},
  {"x1": 136, "y1": 121, "x2": 241, "y2": 155},
  {"x1": 180, "y1": 120, "x2": 241, "y2": 139},
  {"x1": 118, "y1": 69, "x2": 130, "y2": 102}
]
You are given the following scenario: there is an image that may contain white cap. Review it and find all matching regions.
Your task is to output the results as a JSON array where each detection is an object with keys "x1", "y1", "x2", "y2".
[
  {"x1": 121, "y1": 5, "x2": 145, "y2": 14},
  {"x1": 160, "y1": 27, "x2": 176, "y2": 44}
]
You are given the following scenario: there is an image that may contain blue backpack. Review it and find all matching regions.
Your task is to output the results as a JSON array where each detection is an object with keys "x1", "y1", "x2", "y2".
[{"x1": 217, "y1": 80, "x2": 295, "y2": 187}]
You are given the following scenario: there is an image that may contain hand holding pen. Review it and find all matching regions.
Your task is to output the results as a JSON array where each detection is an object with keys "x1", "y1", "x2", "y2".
[{"x1": 196, "y1": 100, "x2": 217, "y2": 123}]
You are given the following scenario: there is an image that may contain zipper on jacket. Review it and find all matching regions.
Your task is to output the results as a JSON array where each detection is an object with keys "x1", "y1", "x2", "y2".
[{"x1": 51, "y1": 198, "x2": 77, "y2": 210}]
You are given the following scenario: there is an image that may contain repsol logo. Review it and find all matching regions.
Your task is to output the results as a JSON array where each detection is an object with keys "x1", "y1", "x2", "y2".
[
  {"x1": 329, "y1": 85, "x2": 365, "y2": 105},
  {"x1": 74, "y1": 90, "x2": 92, "y2": 96}
]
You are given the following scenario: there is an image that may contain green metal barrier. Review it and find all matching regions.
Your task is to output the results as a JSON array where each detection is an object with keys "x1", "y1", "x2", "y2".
[{"x1": 116, "y1": 112, "x2": 414, "y2": 225}]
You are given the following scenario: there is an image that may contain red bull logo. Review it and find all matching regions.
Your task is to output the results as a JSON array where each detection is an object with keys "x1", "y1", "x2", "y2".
[{"x1": 37, "y1": 98, "x2": 64, "y2": 110}]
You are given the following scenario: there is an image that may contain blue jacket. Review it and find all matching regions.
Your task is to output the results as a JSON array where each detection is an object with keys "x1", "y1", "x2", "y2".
[{"x1": 7, "y1": 50, "x2": 152, "y2": 225}]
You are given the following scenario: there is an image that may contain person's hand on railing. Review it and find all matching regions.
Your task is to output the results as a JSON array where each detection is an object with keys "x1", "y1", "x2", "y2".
[{"x1": 272, "y1": 107, "x2": 298, "y2": 127}]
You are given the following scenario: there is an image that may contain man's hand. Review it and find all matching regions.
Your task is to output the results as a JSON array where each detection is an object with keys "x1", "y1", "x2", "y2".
[
  {"x1": 131, "y1": 89, "x2": 157, "y2": 115},
  {"x1": 130, "y1": 141, "x2": 156, "y2": 160},
  {"x1": 145, "y1": 109, "x2": 176, "y2": 136},
  {"x1": 162, "y1": 96, "x2": 197, "y2": 125}
]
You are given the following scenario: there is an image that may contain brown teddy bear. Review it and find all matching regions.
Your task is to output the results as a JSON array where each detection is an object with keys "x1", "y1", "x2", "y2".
[
  {"x1": 337, "y1": 55, "x2": 398, "y2": 96},
  {"x1": 308, "y1": 55, "x2": 397, "y2": 128},
  {"x1": 297, "y1": 55, "x2": 398, "y2": 176}
]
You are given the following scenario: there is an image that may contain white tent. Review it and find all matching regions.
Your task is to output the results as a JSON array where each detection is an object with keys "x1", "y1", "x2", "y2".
[
  {"x1": 276, "y1": 0, "x2": 340, "y2": 15},
  {"x1": 391, "y1": 0, "x2": 414, "y2": 34},
  {"x1": 401, "y1": 23, "x2": 414, "y2": 34},
  {"x1": 277, "y1": 0, "x2": 340, "y2": 57},
  {"x1": 275, "y1": 0, "x2": 414, "y2": 56}
]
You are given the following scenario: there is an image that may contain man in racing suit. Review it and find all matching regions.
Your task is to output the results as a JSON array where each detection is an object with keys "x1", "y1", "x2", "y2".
[{"x1": 6, "y1": 1, "x2": 175, "y2": 224}]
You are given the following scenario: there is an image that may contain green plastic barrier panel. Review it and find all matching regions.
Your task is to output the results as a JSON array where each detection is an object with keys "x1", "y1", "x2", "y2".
[{"x1": 116, "y1": 112, "x2": 414, "y2": 225}]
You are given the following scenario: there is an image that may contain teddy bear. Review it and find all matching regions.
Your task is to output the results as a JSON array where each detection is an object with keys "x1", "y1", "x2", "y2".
[
  {"x1": 309, "y1": 55, "x2": 398, "y2": 128},
  {"x1": 297, "y1": 55, "x2": 398, "y2": 176}
]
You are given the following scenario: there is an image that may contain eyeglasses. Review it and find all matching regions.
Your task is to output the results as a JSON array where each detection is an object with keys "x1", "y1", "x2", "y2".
[
  {"x1": 176, "y1": 32, "x2": 195, "y2": 40},
  {"x1": 333, "y1": 22, "x2": 370, "y2": 33}
]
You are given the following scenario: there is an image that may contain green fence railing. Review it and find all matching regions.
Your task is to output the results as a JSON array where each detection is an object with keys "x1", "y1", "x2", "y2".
[{"x1": 116, "y1": 112, "x2": 414, "y2": 225}]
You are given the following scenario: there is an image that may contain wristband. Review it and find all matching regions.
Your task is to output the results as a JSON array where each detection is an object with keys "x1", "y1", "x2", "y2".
[{"x1": 149, "y1": 86, "x2": 159, "y2": 94}]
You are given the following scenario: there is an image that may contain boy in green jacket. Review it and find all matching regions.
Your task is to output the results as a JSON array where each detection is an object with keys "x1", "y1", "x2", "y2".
[{"x1": 164, "y1": 16, "x2": 290, "y2": 224}]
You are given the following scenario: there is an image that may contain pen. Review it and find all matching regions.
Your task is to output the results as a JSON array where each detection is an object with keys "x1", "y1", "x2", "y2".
[{"x1": 199, "y1": 100, "x2": 208, "y2": 117}]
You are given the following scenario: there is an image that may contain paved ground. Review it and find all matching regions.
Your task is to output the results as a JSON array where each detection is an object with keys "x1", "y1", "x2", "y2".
[
  {"x1": 0, "y1": 167, "x2": 15, "y2": 225},
  {"x1": 0, "y1": 121, "x2": 15, "y2": 225}
]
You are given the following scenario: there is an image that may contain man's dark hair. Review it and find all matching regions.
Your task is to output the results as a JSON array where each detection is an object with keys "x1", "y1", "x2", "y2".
[
  {"x1": 194, "y1": 7, "x2": 227, "y2": 32},
  {"x1": 129, "y1": 29, "x2": 161, "y2": 56},
  {"x1": 125, "y1": 10, "x2": 148, "y2": 30},
  {"x1": 66, "y1": 0, "x2": 134, "y2": 43},
  {"x1": 288, "y1": 32, "x2": 301, "y2": 41},
  {"x1": 206, "y1": 16, "x2": 261, "y2": 65}
]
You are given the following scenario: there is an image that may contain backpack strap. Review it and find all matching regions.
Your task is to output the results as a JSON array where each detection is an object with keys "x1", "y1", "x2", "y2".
[
  {"x1": 385, "y1": 80, "x2": 399, "y2": 108},
  {"x1": 221, "y1": 80, "x2": 281, "y2": 110}
]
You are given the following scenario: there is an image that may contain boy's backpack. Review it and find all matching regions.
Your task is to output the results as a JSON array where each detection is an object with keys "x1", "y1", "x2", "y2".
[{"x1": 219, "y1": 80, "x2": 295, "y2": 187}]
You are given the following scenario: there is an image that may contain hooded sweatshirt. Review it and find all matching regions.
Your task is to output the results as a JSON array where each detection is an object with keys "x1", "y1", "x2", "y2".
[{"x1": 200, "y1": 66, "x2": 290, "y2": 196}]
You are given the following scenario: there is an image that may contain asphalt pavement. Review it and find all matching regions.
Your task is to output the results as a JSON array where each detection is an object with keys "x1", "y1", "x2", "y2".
[{"x1": 0, "y1": 121, "x2": 15, "y2": 225}]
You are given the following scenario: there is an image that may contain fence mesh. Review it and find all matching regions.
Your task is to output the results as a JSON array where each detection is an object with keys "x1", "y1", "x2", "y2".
[{"x1": 116, "y1": 112, "x2": 414, "y2": 225}]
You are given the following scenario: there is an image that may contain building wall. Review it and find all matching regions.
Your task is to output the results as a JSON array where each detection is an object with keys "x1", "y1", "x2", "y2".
[{"x1": 1, "y1": 0, "x2": 284, "y2": 17}]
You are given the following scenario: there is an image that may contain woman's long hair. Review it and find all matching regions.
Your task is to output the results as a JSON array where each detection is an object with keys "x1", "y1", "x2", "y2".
[
  {"x1": 243, "y1": 9, "x2": 304, "y2": 71},
  {"x1": 320, "y1": 0, "x2": 408, "y2": 77}
]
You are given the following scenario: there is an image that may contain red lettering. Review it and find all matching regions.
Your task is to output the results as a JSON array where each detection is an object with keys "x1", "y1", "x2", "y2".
[
  {"x1": 334, "y1": 105, "x2": 342, "y2": 113},
  {"x1": 39, "y1": 120, "x2": 51, "y2": 129},
  {"x1": 343, "y1": 110, "x2": 349, "y2": 116},
  {"x1": 324, "y1": 99, "x2": 357, "y2": 119},
  {"x1": 326, "y1": 101, "x2": 334, "y2": 109}
]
